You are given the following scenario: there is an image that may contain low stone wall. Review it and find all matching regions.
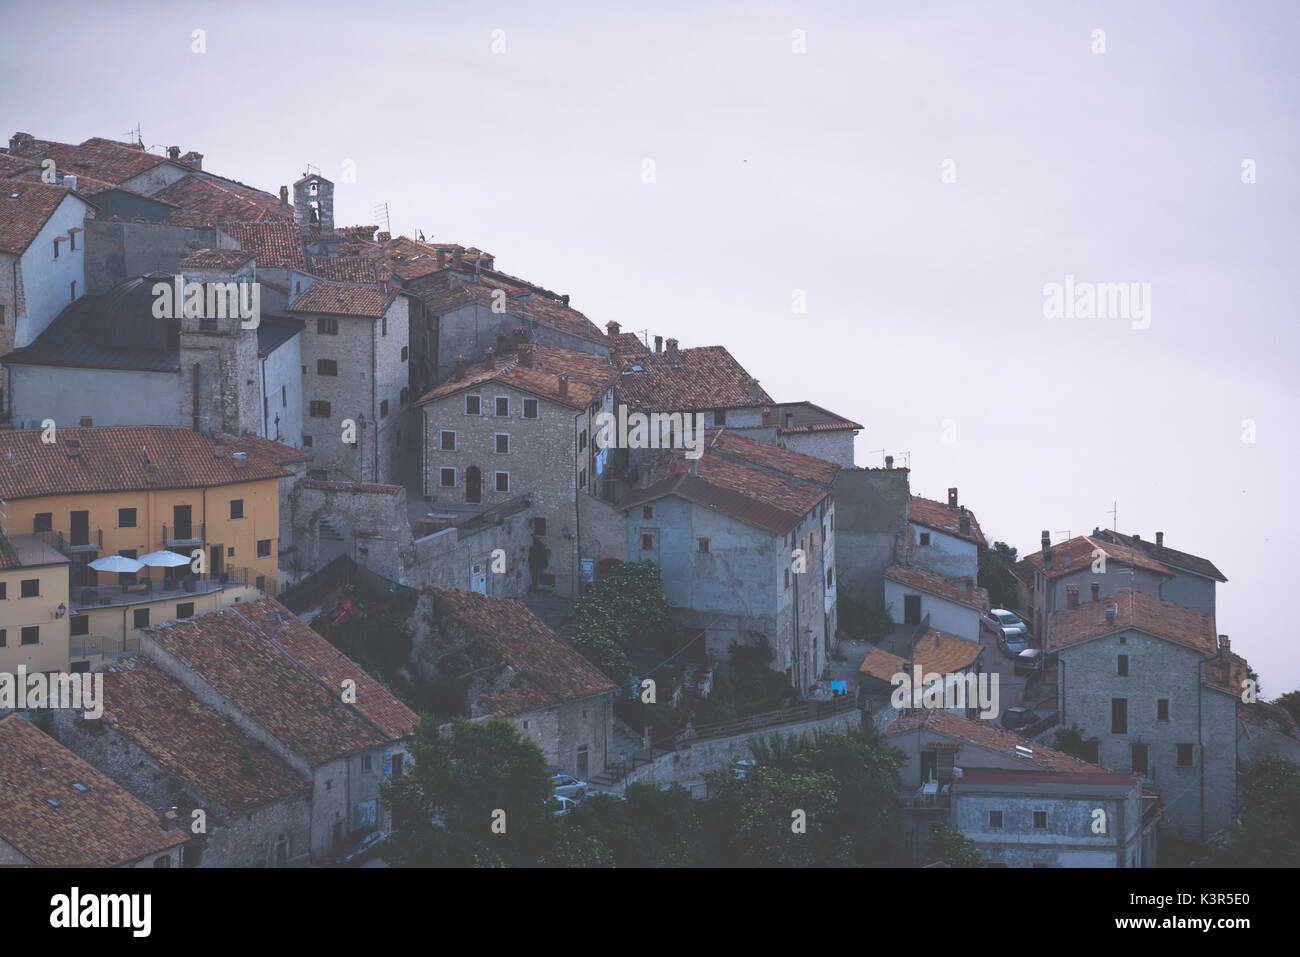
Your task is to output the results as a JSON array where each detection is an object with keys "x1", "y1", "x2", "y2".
[{"x1": 620, "y1": 707, "x2": 862, "y2": 789}]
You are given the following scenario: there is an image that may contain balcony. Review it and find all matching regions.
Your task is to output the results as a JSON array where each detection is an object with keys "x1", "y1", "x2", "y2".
[
  {"x1": 68, "y1": 566, "x2": 268, "y2": 612},
  {"x1": 69, "y1": 634, "x2": 141, "y2": 660},
  {"x1": 163, "y1": 522, "x2": 206, "y2": 547},
  {"x1": 35, "y1": 528, "x2": 102, "y2": 555}
]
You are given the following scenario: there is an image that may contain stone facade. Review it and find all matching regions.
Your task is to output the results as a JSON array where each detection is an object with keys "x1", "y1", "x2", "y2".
[{"x1": 831, "y1": 466, "x2": 910, "y2": 609}]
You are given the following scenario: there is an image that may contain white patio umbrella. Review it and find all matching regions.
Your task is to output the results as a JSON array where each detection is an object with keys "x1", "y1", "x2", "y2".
[
  {"x1": 139, "y1": 550, "x2": 193, "y2": 568},
  {"x1": 89, "y1": 554, "x2": 144, "y2": 573}
]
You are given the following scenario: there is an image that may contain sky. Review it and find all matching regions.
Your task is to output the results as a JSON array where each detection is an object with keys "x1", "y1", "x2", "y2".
[{"x1": 3, "y1": 0, "x2": 1297, "y2": 694}]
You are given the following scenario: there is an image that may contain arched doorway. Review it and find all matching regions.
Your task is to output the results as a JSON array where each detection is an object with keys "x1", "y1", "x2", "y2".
[{"x1": 465, "y1": 466, "x2": 482, "y2": 504}]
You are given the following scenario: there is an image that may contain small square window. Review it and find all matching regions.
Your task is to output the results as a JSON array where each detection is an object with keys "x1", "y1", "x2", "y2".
[
  {"x1": 362, "y1": 755, "x2": 373, "y2": 771},
  {"x1": 440, "y1": 467, "x2": 456, "y2": 488},
  {"x1": 523, "y1": 399, "x2": 538, "y2": 419},
  {"x1": 176, "y1": 602, "x2": 195, "y2": 619},
  {"x1": 641, "y1": 533, "x2": 654, "y2": 551},
  {"x1": 70, "y1": 615, "x2": 89, "y2": 636},
  {"x1": 20, "y1": 579, "x2": 39, "y2": 598},
  {"x1": 133, "y1": 609, "x2": 149, "y2": 629},
  {"x1": 1033, "y1": 811, "x2": 1047, "y2": 829},
  {"x1": 919, "y1": 532, "x2": 930, "y2": 547},
  {"x1": 317, "y1": 359, "x2": 338, "y2": 376},
  {"x1": 0, "y1": 629, "x2": 6, "y2": 647},
  {"x1": 988, "y1": 810, "x2": 1003, "y2": 829},
  {"x1": 698, "y1": 537, "x2": 710, "y2": 553},
  {"x1": 642, "y1": 506, "x2": 654, "y2": 520},
  {"x1": 1177, "y1": 744, "x2": 1195, "y2": 767},
  {"x1": 465, "y1": 395, "x2": 481, "y2": 415},
  {"x1": 257, "y1": 539, "x2": 271, "y2": 558},
  {"x1": 441, "y1": 430, "x2": 456, "y2": 451},
  {"x1": 532, "y1": 517, "x2": 547, "y2": 536},
  {"x1": 310, "y1": 400, "x2": 331, "y2": 418},
  {"x1": 230, "y1": 499, "x2": 244, "y2": 520},
  {"x1": 713, "y1": 409, "x2": 726, "y2": 426},
  {"x1": 494, "y1": 472, "x2": 509, "y2": 493},
  {"x1": 302, "y1": 435, "x2": 313, "y2": 448},
  {"x1": 495, "y1": 433, "x2": 510, "y2": 454},
  {"x1": 317, "y1": 317, "x2": 339, "y2": 335},
  {"x1": 34, "y1": 513, "x2": 52, "y2": 533},
  {"x1": 495, "y1": 396, "x2": 509, "y2": 417}
]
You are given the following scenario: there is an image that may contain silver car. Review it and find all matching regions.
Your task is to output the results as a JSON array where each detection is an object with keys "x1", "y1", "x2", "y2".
[
  {"x1": 981, "y1": 608, "x2": 1028, "y2": 640},
  {"x1": 550, "y1": 771, "x2": 587, "y2": 801}
]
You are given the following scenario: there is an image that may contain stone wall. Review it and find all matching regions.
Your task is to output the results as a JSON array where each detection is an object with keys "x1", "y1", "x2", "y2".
[
  {"x1": 289, "y1": 479, "x2": 413, "y2": 582},
  {"x1": 832, "y1": 466, "x2": 910, "y2": 608},
  {"x1": 84, "y1": 220, "x2": 227, "y2": 295}
]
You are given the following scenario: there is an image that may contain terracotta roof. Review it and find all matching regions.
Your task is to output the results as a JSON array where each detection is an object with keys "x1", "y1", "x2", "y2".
[
  {"x1": 610, "y1": 331, "x2": 651, "y2": 356},
  {"x1": 156, "y1": 174, "x2": 292, "y2": 227},
  {"x1": 909, "y1": 495, "x2": 988, "y2": 547},
  {"x1": 886, "y1": 710, "x2": 1123, "y2": 776},
  {"x1": 148, "y1": 598, "x2": 413, "y2": 764},
  {"x1": 309, "y1": 255, "x2": 382, "y2": 283},
  {"x1": 0, "y1": 426, "x2": 293, "y2": 501},
  {"x1": 0, "y1": 153, "x2": 38, "y2": 177},
  {"x1": 1204, "y1": 647, "x2": 1250, "y2": 697},
  {"x1": 5, "y1": 136, "x2": 171, "y2": 185},
  {"x1": 177, "y1": 248, "x2": 255, "y2": 271},
  {"x1": 1047, "y1": 589, "x2": 1216, "y2": 656},
  {"x1": 956, "y1": 768, "x2": 1140, "y2": 788},
  {"x1": 95, "y1": 658, "x2": 311, "y2": 812},
  {"x1": 0, "y1": 534, "x2": 69, "y2": 570},
  {"x1": 229, "y1": 432, "x2": 311, "y2": 464},
  {"x1": 0, "y1": 182, "x2": 84, "y2": 255},
  {"x1": 617, "y1": 345, "x2": 772, "y2": 411},
  {"x1": 1025, "y1": 535, "x2": 1173, "y2": 581},
  {"x1": 1009, "y1": 557, "x2": 1036, "y2": 587},
  {"x1": 417, "y1": 343, "x2": 618, "y2": 411},
  {"x1": 859, "y1": 629, "x2": 984, "y2": 681},
  {"x1": 220, "y1": 221, "x2": 308, "y2": 270},
  {"x1": 1095, "y1": 530, "x2": 1227, "y2": 583},
  {"x1": 424, "y1": 585, "x2": 616, "y2": 716},
  {"x1": 884, "y1": 565, "x2": 990, "y2": 613},
  {"x1": 769, "y1": 401, "x2": 863, "y2": 434},
  {"x1": 707, "y1": 429, "x2": 839, "y2": 488},
  {"x1": 286, "y1": 281, "x2": 396, "y2": 318},
  {"x1": 0, "y1": 713, "x2": 188, "y2": 866},
  {"x1": 407, "y1": 271, "x2": 605, "y2": 342}
]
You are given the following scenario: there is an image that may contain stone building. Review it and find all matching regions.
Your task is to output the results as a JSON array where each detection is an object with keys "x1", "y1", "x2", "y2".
[
  {"x1": 829, "y1": 464, "x2": 911, "y2": 611},
  {"x1": 887, "y1": 710, "x2": 1156, "y2": 867},
  {"x1": 411, "y1": 585, "x2": 617, "y2": 780},
  {"x1": 907, "y1": 488, "x2": 987, "y2": 581},
  {"x1": 622, "y1": 430, "x2": 837, "y2": 692},
  {"x1": 51, "y1": 657, "x2": 313, "y2": 867},
  {"x1": 1094, "y1": 529, "x2": 1226, "y2": 615},
  {"x1": 415, "y1": 342, "x2": 619, "y2": 599},
  {"x1": 883, "y1": 564, "x2": 989, "y2": 644},
  {"x1": 139, "y1": 597, "x2": 418, "y2": 861},
  {"x1": 1048, "y1": 589, "x2": 1239, "y2": 840},
  {"x1": 0, "y1": 712, "x2": 188, "y2": 867}
]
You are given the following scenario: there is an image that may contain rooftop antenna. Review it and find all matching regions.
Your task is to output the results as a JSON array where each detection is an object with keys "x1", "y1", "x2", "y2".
[
  {"x1": 372, "y1": 203, "x2": 391, "y2": 235},
  {"x1": 1107, "y1": 500, "x2": 1118, "y2": 533},
  {"x1": 123, "y1": 123, "x2": 143, "y2": 147},
  {"x1": 301, "y1": 162, "x2": 320, "y2": 178}
]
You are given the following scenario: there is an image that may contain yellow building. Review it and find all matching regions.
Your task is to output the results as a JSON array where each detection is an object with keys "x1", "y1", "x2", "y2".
[
  {"x1": 0, "y1": 426, "x2": 302, "y2": 673},
  {"x1": 0, "y1": 535, "x2": 71, "y2": 676}
]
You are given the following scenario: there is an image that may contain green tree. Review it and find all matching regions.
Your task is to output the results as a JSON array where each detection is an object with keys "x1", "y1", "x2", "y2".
[
  {"x1": 571, "y1": 560, "x2": 675, "y2": 687},
  {"x1": 1275, "y1": 690, "x2": 1300, "y2": 727},
  {"x1": 1216, "y1": 757, "x2": 1300, "y2": 867},
  {"x1": 978, "y1": 541, "x2": 1020, "y2": 611},
  {"x1": 925, "y1": 822, "x2": 984, "y2": 867},
  {"x1": 556, "y1": 784, "x2": 702, "y2": 867},
  {"x1": 701, "y1": 763, "x2": 848, "y2": 867},
  {"x1": 383, "y1": 716, "x2": 555, "y2": 867},
  {"x1": 1051, "y1": 723, "x2": 1100, "y2": 762}
]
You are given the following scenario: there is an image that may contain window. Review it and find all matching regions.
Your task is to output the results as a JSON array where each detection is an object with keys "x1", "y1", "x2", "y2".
[
  {"x1": 1117, "y1": 654, "x2": 1129, "y2": 676},
  {"x1": 230, "y1": 499, "x2": 244, "y2": 519},
  {"x1": 302, "y1": 435, "x2": 313, "y2": 448},
  {"x1": 281, "y1": 385, "x2": 287, "y2": 407},
  {"x1": 1112, "y1": 698, "x2": 1127, "y2": 734},
  {"x1": 713, "y1": 409, "x2": 726, "y2": 426},
  {"x1": 641, "y1": 533, "x2": 654, "y2": 551},
  {"x1": 20, "y1": 579, "x2": 39, "y2": 598},
  {"x1": 495, "y1": 396, "x2": 509, "y2": 417},
  {"x1": 784, "y1": 568, "x2": 791, "y2": 589},
  {"x1": 0, "y1": 583, "x2": 5, "y2": 599},
  {"x1": 176, "y1": 602, "x2": 195, "y2": 619},
  {"x1": 495, "y1": 434, "x2": 509, "y2": 454},
  {"x1": 21, "y1": 626, "x2": 39, "y2": 645},
  {"x1": 0, "y1": 630, "x2": 5, "y2": 647},
  {"x1": 919, "y1": 532, "x2": 931, "y2": 547},
  {"x1": 579, "y1": 468, "x2": 587, "y2": 488},
  {"x1": 532, "y1": 517, "x2": 547, "y2": 536},
  {"x1": 579, "y1": 429, "x2": 587, "y2": 451},
  {"x1": 494, "y1": 472, "x2": 509, "y2": 492},
  {"x1": 362, "y1": 755, "x2": 373, "y2": 772},
  {"x1": 257, "y1": 539, "x2": 271, "y2": 558},
  {"x1": 400, "y1": 346, "x2": 408, "y2": 362},
  {"x1": 70, "y1": 615, "x2": 89, "y2": 636},
  {"x1": 439, "y1": 467, "x2": 456, "y2": 487},
  {"x1": 523, "y1": 398, "x2": 538, "y2": 419},
  {"x1": 465, "y1": 395, "x2": 481, "y2": 415},
  {"x1": 440, "y1": 430, "x2": 456, "y2": 451},
  {"x1": 317, "y1": 317, "x2": 339, "y2": 335},
  {"x1": 827, "y1": 569, "x2": 833, "y2": 588},
  {"x1": 53, "y1": 238, "x2": 59, "y2": 258},
  {"x1": 400, "y1": 387, "x2": 409, "y2": 406},
  {"x1": 133, "y1": 609, "x2": 149, "y2": 629},
  {"x1": 988, "y1": 810, "x2": 1004, "y2": 829},
  {"x1": 70, "y1": 280, "x2": 76, "y2": 302},
  {"x1": 1157, "y1": 698, "x2": 1169, "y2": 721},
  {"x1": 382, "y1": 316, "x2": 388, "y2": 336},
  {"x1": 34, "y1": 513, "x2": 52, "y2": 533},
  {"x1": 698, "y1": 537, "x2": 710, "y2": 553},
  {"x1": 642, "y1": 506, "x2": 654, "y2": 520},
  {"x1": 380, "y1": 399, "x2": 389, "y2": 418},
  {"x1": 317, "y1": 359, "x2": 338, "y2": 376},
  {"x1": 1177, "y1": 744, "x2": 1195, "y2": 767},
  {"x1": 1033, "y1": 811, "x2": 1047, "y2": 829},
  {"x1": 309, "y1": 400, "x2": 331, "y2": 418},
  {"x1": 1131, "y1": 743, "x2": 1148, "y2": 775}
]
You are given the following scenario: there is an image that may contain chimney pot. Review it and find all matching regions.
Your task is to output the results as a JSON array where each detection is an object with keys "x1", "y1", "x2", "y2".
[
  {"x1": 884, "y1": 455, "x2": 893, "y2": 469},
  {"x1": 558, "y1": 374, "x2": 569, "y2": 399},
  {"x1": 606, "y1": 320, "x2": 621, "y2": 337},
  {"x1": 1133, "y1": 534, "x2": 1141, "y2": 543},
  {"x1": 959, "y1": 508, "x2": 970, "y2": 535},
  {"x1": 665, "y1": 338, "x2": 679, "y2": 358},
  {"x1": 1218, "y1": 634, "x2": 1230, "y2": 655},
  {"x1": 279, "y1": 185, "x2": 289, "y2": 206},
  {"x1": 167, "y1": 146, "x2": 181, "y2": 160},
  {"x1": 1156, "y1": 531, "x2": 1164, "y2": 547},
  {"x1": 452, "y1": 250, "x2": 463, "y2": 269},
  {"x1": 948, "y1": 487, "x2": 958, "y2": 507},
  {"x1": 1066, "y1": 584, "x2": 1079, "y2": 609},
  {"x1": 654, "y1": 335, "x2": 663, "y2": 353}
]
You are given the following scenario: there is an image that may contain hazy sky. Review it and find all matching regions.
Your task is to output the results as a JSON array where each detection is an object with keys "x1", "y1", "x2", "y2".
[{"x1": 4, "y1": 0, "x2": 1297, "y2": 693}]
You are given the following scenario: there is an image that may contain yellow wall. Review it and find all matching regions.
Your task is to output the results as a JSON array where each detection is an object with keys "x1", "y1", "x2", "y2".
[{"x1": 0, "y1": 563, "x2": 72, "y2": 675}]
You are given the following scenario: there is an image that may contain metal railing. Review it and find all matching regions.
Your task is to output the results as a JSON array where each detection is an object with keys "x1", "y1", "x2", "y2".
[
  {"x1": 35, "y1": 528, "x2": 102, "y2": 555},
  {"x1": 69, "y1": 634, "x2": 141, "y2": 659},
  {"x1": 677, "y1": 694, "x2": 858, "y2": 744},
  {"x1": 163, "y1": 522, "x2": 206, "y2": 546}
]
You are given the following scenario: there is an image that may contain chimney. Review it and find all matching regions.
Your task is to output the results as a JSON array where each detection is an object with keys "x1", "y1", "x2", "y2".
[
  {"x1": 761, "y1": 407, "x2": 774, "y2": 427},
  {"x1": 948, "y1": 487, "x2": 958, "y2": 508},
  {"x1": 885, "y1": 455, "x2": 894, "y2": 469},
  {"x1": 665, "y1": 338, "x2": 679, "y2": 358},
  {"x1": 377, "y1": 231, "x2": 391, "y2": 242},
  {"x1": 232, "y1": 451, "x2": 247, "y2": 470},
  {"x1": 1218, "y1": 635, "x2": 1230, "y2": 658},
  {"x1": 484, "y1": 347, "x2": 495, "y2": 370},
  {"x1": 1041, "y1": 531, "x2": 1051, "y2": 570},
  {"x1": 935, "y1": 630, "x2": 941, "y2": 647},
  {"x1": 519, "y1": 344, "x2": 534, "y2": 369},
  {"x1": 452, "y1": 250, "x2": 463, "y2": 269},
  {"x1": 65, "y1": 438, "x2": 80, "y2": 459},
  {"x1": 495, "y1": 333, "x2": 508, "y2": 355},
  {"x1": 167, "y1": 146, "x2": 181, "y2": 160},
  {"x1": 1066, "y1": 584, "x2": 1079, "y2": 609},
  {"x1": 512, "y1": 326, "x2": 527, "y2": 350},
  {"x1": 654, "y1": 335, "x2": 663, "y2": 353},
  {"x1": 180, "y1": 151, "x2": 203, "y2": 170},
  {"x1": 1132, "y1": 534, "x2": 1141, "y2": 543},
  {"x1": 959, "y1": 508, "x2": 970, "y2": 536},
  {"x1": 606, "y1": 320, "x2": 621, "y2": 337},
  {"x1": 279, "y1": 185, "x2": 289, "y2": 206},
  {"x1": 1091, "y1": 582, "x2": 1100, "y2": 601},
  {"x1": 560, "y1": 294, "x2": 570, "y2": 307},
  {"x1": 436, "y1": 249, "x2": 447, "y2": 269},
  {"x1": 558, "y1": 374, "x2": 569, "y2": 399},
  {"x1": 1156, "y1": 531, "x2": 1164, "y2": 547},
  {"x1": 454, "y1": 355, "x2": 467, "y2": 381},
  {"x1": 78, "y1": 416, "x2": 93, "y2": 428},
  {"x1": 8, "y1": 132, "x2": 34, "y2": 152},
  {"x1": 1105, "y1": 604, "x2": 1117, "y2": 623}
]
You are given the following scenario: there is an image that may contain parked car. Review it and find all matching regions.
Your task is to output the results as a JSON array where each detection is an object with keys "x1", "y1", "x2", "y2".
[
  {"x1": 1014, "y1": 648, "x2": 1044, "y2": 676},
  {"x1": 549, "y1": 770, "x2": 587, "y2": 800},
  {"x1": 1001, "y1": 706, "x2": 1042, "y2": 731},
  {"x1": 999, "y1": 631, "x2": 1031, "y2": 657},
  {"x1": 551, "y1": 794, "x2": 581, "y2": 816},
  {"x1": 981, "y1": 608, "x2": 1028, "y2": 640}
]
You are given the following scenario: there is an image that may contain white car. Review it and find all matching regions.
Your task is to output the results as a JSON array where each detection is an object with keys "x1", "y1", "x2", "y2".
[
  {"x1": 551, "y1": 794, "x2": 581, "y2": 816},
  {"x1": 981, "y1": 608, "x2": 1028, "y2": 640}
]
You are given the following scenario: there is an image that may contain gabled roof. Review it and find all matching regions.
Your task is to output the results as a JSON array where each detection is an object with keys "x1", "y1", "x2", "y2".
[
  {"x1": 769, "y1": 401, "x2": 863, "y2": 435},
  {"x1": 148, "y1": 598, "x2": 416, "y2": 764},
  {"x1": 406, "y1": 271, "x2": 606, "y2": 343},
  {"x1": 1047, "y1": 589, "x2": 1216, "y2": 657},
  {"x1": 883, "y1": 565, "x2": 990, "y2": 613},
  {"x1": 1095, "y1": 529, "x2": 1227, "y2": 583},
  {"x1": 0, "y1": 713, "x2": 188, "y2": 867},
  {"x1": 0, "y1": 426, "x2": 294, "y2": 500},
  {"x1": 286, "y1": 280, "x2": 397, "y2": 318},
  {"x1": 706, "y1": 429, "x2": 839, "y2": 488},
  {"x1": 1025, "y1": 535, "x2": 1173, "y2": 581},
  {"x1": 424, "y1": 585, "x2": 616, "y2": 716},
  {"x1": 908, "y1": 495, "x2": 987, "y2": 547},
  {"x1": 0, "y1": 182, "x2": 89, "y2": 256},
  {"x1": 886, "y1": 710, "x2": 1128, "y2": 777},
  {"x1": 5, "y1": 135, "x2": 171, "y2": 185},
  {"x1": 858, "y1": 629, "x2": 983, "y2": 681},
  {"x1": 616, "y1": 344, "x2": 773, "y2": 411},
  {"x1": 417, "y1": 343, "x2": 618, "y2": 411},
  {"x1": 220, "y1": 221, "x2": 308, "y2": 270},
  {"x1": 155, "y1": 174, "x2": 292, "y2": 227},
  {"x1": 308, "y1": 255, "x2": 382, "y2": 283},
  {"x1": 95, "y1": 658, "x2": 311, "y2": 812}
]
